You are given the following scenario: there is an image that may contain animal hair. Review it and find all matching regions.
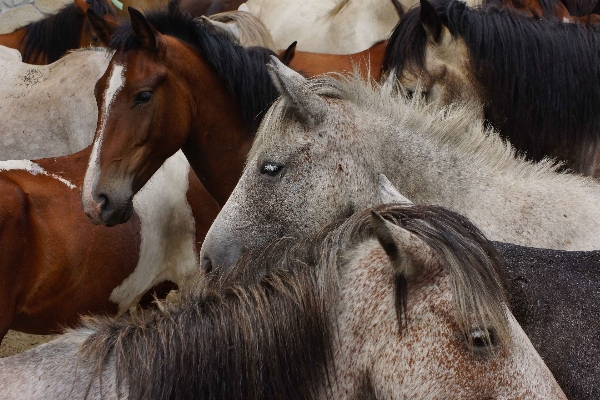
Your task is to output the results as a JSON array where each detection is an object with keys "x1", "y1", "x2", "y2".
[
  {"x1": 483, "y1": 0, "x2": 561, "y2": 17},
  {"x1": 108, "y1": 3, "x2": 279, "y2": 125},
  {"x1": 20, "y1": 0, "x2": 116, "y2": 64},
  {"x1": 208, "y1": 11, "x2": 277, "y2": 51},
  {"x1": 384, "y1": 0, "x2": 600, "y2": 162}
]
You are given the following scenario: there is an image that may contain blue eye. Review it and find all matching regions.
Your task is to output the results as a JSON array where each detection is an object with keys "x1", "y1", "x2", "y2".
[{"x1": 260, "y1": 162, "x2": 284, "y2": 176}]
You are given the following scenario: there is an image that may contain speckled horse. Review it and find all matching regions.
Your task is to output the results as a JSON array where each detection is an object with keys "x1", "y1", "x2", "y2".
[{"x1": 0, "y1": 204, "x2": 566, "y2": 399}]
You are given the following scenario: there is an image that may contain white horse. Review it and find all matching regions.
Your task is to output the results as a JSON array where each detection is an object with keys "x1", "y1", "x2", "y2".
[
  {"x1": 0, "y1": 48, "x2": 109, "y2": 160},
  {"x1": 238, "y1": 0, "x2": 402, "y2": 53},
  {"x1": 201, "y1": 59, "x2": 600, "y2": 272},
  {"x1": 0, "y1": 45, "x2": 21, "y2": 61},
  {"x1": 0, "y1": 204, "x2": 566, "y2": 399},
  {"x1": 202, "y1": 10, "x2": 277, "y2": 51}
]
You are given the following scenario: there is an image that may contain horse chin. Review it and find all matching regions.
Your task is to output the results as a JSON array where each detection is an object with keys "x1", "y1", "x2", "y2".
[{"x1": 102, "y1": 200, "x2": 134, "y2": 227}]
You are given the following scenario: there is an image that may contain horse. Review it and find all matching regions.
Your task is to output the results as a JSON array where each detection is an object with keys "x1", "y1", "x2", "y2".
[
  {"x1": 0, "y1": 204, "x2": 566, "y2": 399},
  {"x1": 178, "y1": 0, "x2": 245, "y2": 17},
  {"x1": 496, "y1": 241, "x2": 600, "y2": 399},
  {"x1": 0, "y1": 0, "x2": 116, "y2": 64},
  {"x1": 0, "y1": 45, "x2": 21, "y2": 61},
  {"x1": 201, "y1": 60, "x2": 600, "y2": 274},
  {"x1": 383, "y1": 0, "x2": 600, "y2": 176},
  {"x1": 0, "y1": 148, "x2": 219, "y2": 345},
  {"x1": 201, "y1": 10, "x2": 278, "y2": 50},
  {"x1": 0, "y1": 48, "x2": 110, "y2": 160},
  {"x1": 81, "y1": 5, "x2": 279, "y2": 226},
  {"x1": 238, "y1": 0, "x2": 403, "y2": 54},
  {"x1": 484, "y1": 0, "x2": 572, "y2": 18}
]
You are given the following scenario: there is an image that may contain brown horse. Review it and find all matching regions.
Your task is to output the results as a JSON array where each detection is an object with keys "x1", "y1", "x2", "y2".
[
  {"x1": 279, "y1": 40, "x2": 387, "y2": 81},
  {"x1": 82, "y1": 5, "x2": 279, "y2": 225},
  {"x1": 0, "y1": 0, "x2": 116, "y2": 64},
  {"x1": 486, "y1": 0, "x2": 600, "y2": 21},
  {"x1": 0, "y1": 148, "x2": 219, "y2": 344},
  {"x1": 113, "y1": 0, "x2": 243, "y2": 17}
]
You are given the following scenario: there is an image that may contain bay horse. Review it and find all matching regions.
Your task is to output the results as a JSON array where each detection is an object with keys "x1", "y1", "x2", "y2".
[
  {"x1": 201, "y1": 62, "x2": 600, "y2": 273},
  {"x1": 0, "y1": 204, "x2": 566, "y2": 399},
  {"x1": 82, "y1": 5, "x2": 279, "y2": 225},
  {"x1": 0, "y1": 148, "x2": 219, "y2": 345},
  {"x1": 0, "y1": 48, "x2": 110, "y2": 160},
  {"x1": 0, "y1": 0, "x2": 116, "y2": 64},
  {"x1": 238, "y1": 0, "x2": 403, "y2": 53},
  {"x1": 497, "y1": 241, "x2": 600, "y2": 399},
  {"x1": 383, "y1": 0, "x2": 600, "y2": 176}
]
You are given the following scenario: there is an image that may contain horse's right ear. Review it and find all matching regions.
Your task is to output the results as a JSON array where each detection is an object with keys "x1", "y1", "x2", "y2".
[
  {"x1": 129, "y1": 7, "x2": 166, "y2": 53},
  {"x1": 370, "y1": 211, "x2": 438, "y2": 280},
  {"x1": 267, "y1": 55, "x2": 327, "y2": 127},
  {"x1": 201, "y1": 16, "x2": 242, "y2": 42},
  {"x1": 74, "y1": 0, "x2": 90, "y2": 14},
  {"x1": 378, "y1": 174, "x2": 412, "y2": 204},
  {"x1": 420, "y1": 0, "x2": 443, "y2": 43},
  {"x1": 87, "y1": 9, "x2": 117, "y2": 45},
  {"x1": 278, "y1": 41, "x2": 297, "y2": 66}
]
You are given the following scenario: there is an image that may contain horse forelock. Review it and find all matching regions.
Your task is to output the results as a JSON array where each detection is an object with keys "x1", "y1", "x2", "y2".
[
  {"x1": 109, "y1": 6, "x2": 279, "y2": 125},
  {"x1": 20, "y1": 0, "x2": 115, "y2": 64}
]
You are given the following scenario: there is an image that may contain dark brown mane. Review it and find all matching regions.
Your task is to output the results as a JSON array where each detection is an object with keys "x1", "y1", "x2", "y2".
[{"x1": 20, "y1": 0, "x2": 116, "y2": 64}]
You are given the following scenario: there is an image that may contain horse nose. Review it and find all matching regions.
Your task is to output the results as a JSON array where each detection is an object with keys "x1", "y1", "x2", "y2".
[{"x1": 84, "y1": 192, "x2": 108, "y2": 224}]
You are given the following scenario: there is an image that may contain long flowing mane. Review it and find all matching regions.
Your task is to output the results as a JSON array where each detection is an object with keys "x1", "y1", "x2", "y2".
[
  {"x1": 108, "y1": 5, "x2": 279, "y2": 125},
  {"x1": 78, "y1": 204, "x2": 510, "y2": 398},
  {"x1": 384, "y1": 0, "x2": 600, "y2": 160},
  {"x1": 20, "y1": 0, "x2": 116, "y2": 64}
]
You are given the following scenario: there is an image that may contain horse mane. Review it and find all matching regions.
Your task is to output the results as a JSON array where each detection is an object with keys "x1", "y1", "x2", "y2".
[
  {"x1": 20, "y1": 0, "x2": 116, "y2": 64},
  {"x1": 483, "y1": 0, "x2": 561, "y2": 17},
  {"x1": 208, "y1": 10, "x2": 278, "y2": 51},
  {"x1": 384, "y1": 0, "x2": 600, "y2": 160},
  {"x1": 108, "y1": 5, "x2": 279, "y2": 126}
]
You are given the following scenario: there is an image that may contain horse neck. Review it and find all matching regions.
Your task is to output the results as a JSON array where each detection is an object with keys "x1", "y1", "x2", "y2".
[
  {"x1": 368, "y1": 117, "x2": 600, "y2": 250},
  {"x1": 182, "y1": 59, "x2": 254, "y2": 207},
  {"x1": 0, "y1": 29, "x2": 26, "y2": 59}
]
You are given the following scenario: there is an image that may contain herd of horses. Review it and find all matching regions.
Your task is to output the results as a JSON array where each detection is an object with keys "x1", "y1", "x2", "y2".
[{"x1": 0, "y1": 0, "x2": 599, "y2": 398}]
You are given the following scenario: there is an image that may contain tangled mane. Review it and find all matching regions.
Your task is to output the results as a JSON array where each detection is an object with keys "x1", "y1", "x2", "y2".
[
  {"x1": 384, "y1": 0, "x2": 600, "y2": 161},
  {"x1": 252, "y1": 71, "x2": 597, "y2": 191},
  {"x1": 208, "y1": 10, "x2": 277, "y2": 51},
  {"x1": 108, "y1": 4, "x2": 278, "y2": 125},
  {"x1": 20, "y1": 0, "x2": 116, "y2": 64}
]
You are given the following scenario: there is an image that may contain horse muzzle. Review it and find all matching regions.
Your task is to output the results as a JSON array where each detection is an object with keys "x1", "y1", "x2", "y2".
[{"x1": 82, "y1": 190, "x2": 134, "y2": 227}]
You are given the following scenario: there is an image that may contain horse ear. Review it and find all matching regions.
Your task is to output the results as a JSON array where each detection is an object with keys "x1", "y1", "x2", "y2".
[
  {"x1": 378, "y1": 174, "x2": 412, "y2": 204},
  {"x1": 278, "y1": 41, "x2": 297, "y2": 66},
  {"x1": 129, "y1": 7, "x2": 166, "y2": 53},
  {"x1": 87, "y1": 9, "x2": 117, "y2": 45},
  {"x1": 420, "y1": 0, "x2": 443, "y2": 43},
  {"x1": 267, "y1": 55, "x2": 327, "y2": 127},
  {"x1": 201, "y1": 16, "x2": 241, "y2": 41},
  {"x1": 74, "y1": 0, "x2": 90, "y2": 14},
  {"x1": 370, "y1": 211, "x2": 438, "y2": 280}
]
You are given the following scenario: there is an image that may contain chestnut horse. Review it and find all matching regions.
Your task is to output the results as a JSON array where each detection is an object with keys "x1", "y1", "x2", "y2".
[
  {"x1": 0, "y1": 204, "x2": 566, "y2": 399},
  {"x1": 82, "y1": 6, "x2": 279, "y2": 225},
  {"x1": 0, "y1": 148, "x2": 219, "y2": 345},
  {"x1": 0, "y1": 0, "x2": 116, "y2": 64}
]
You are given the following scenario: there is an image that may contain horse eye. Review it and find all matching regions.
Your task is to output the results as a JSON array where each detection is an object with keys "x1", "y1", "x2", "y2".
[
  {"x1": 260, "y1": 162, "x2": 284, "y2": 177},
  {"x1": 467, "y1": 327, "x2": 497, "y2": 350},
  {"x1": 91, "y1": 36, "x2": 99, "y2": 43},
  {"x1": 134, "y1": 91, "x2": 153, "y2": 105}
]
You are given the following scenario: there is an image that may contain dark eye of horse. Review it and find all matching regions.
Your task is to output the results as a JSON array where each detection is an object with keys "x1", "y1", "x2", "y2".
[
  {"x1": 260, "y1": 162, "x2": 284, "y2": 177},
  {"x1": 135, "y1": 91, "x2": 153, "y2": 106},
  {"x1": 91, "y1": 36, "x2": 99, "y2": 43},
  {"x1": 468, "y1": 327, "x2": 497, "y2": 350}
]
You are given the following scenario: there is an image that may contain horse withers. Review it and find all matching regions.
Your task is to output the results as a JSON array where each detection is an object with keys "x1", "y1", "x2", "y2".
[{"x1": 0, "y1": 204, "x2": 566, "y2": 399}]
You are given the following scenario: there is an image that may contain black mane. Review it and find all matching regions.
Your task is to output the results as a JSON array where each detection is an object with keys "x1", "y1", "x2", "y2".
[
  {"x1": 21, "y1": 0, "x2": 115, "y2": 64},
  {"x1": 385, "y1": 0, "x2": 600, "y2": 164},
  {"x1": 109, "y1": 6, "x2": 279, "y2": 125}
]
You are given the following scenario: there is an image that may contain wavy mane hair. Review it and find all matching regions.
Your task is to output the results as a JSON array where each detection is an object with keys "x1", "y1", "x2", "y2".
[
  {"x1": 108, "y1": 4, "x2": 279, "y2": 125},
  {"x1": 78, "y1": 204, "x2": 509, "y2": 399},
  {"x1": 20, "y1": 0, "x2": 116, "y2": 64},
  {"x1": 208, "y1": 10, "x2": 278, "y2": 51},
  {"x1": 384, "y1": 0, "x2": 600, "y2": 162}
]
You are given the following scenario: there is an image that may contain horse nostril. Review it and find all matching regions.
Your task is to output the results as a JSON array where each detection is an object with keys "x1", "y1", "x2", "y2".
[{"x1": 201, "y1": 256, "x2": 213, "y2": 274}]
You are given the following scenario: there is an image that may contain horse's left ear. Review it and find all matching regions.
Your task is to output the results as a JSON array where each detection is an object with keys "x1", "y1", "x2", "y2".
[
  {"x1": 87, "y1": 9, "x2": 117, "y2": 45},
  {"x1": 267, "y1": 55, "x2": 327, "y2": 127},
  {"x1": 129, "y1": 7, "x2": 166, "y2": 53},
  {"x1": 74, "y1": 0, "x2": 90, "y2": 14},
  {"x1": 278, "y1": 41, "x2": 297, "y2": 66},
  {"x1": 201, "y1": 16, "x2": 241, "y2": 42},
  {"x1": 420, "y1": 0, "x2": 443, "y2": 43},
  {"x1": 370, "y1": 211, "x2": 437, "y2": 280},
  {"x1": 378, "y1": 174, "x2": 412, "y2": 204}
]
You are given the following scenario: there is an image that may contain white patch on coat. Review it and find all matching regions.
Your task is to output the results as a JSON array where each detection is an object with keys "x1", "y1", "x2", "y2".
[
  {"x1": 109, "y1": 151, "x2": 199, "y2": 313},
  {"x1": 82, "y1": 63, "x2": 125, "y2": 205},
  {"x1": 0, "y1": 160, "x2": 76, "y2": 189}
]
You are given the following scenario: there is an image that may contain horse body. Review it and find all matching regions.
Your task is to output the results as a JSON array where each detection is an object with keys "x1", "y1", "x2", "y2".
[
  {"x1": 0, "y1": 0, "x2": 115, "y2": 64},
  {"x1": 0, "y1": 148, "x2": 219, "y2": 343},
  {"x1": 0, "y1": 48, "x2": 109, "y2": 160},
  {"x1": 385, "y1": 0, "x2": 600, "y2": 176},
  {"x1": 239, "y1": 0, "x2": 401, "y2": 53},
  {"x1": 0, "y1": 205, "x2": 566, "y2": 399},
  {"x1": 202, "y1": 64, "x2": 600, "y2": 275}
]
